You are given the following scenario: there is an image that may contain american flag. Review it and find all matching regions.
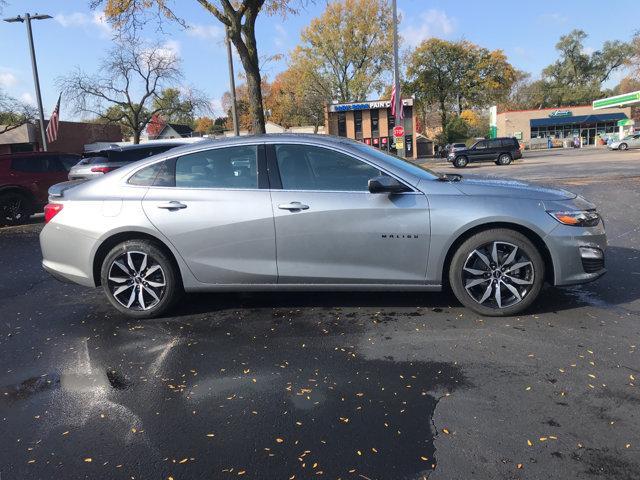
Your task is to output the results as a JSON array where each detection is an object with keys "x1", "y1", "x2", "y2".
[
  {"x1": 46, "y1": 94, "x2": 61, "y2": 143},
  {"x1": 390, "y1": 81, "x2": 404, "y2": 120}
]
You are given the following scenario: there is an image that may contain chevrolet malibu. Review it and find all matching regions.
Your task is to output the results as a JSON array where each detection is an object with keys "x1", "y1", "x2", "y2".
[{"x1": 40, "y1": 134, "x2": 606, "y2": 319}]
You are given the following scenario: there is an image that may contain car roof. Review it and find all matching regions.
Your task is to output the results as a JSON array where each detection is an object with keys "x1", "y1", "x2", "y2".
[{"x1": 89, "y1": 141, "x2": 189, "y2": 154}]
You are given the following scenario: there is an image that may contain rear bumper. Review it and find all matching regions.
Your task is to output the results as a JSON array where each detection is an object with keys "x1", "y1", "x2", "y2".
[
  {"x1": 545, "y1": 221, "x2": 607, "y2": 286},
  {"x1": 40, "y1": 222, "x2": 97, "y2": 287}
]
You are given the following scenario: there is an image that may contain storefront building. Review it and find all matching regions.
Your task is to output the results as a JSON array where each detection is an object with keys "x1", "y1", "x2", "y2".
[
  {"x1": 497, "y1": 105, "x2": 634, "y2": 146},
  {"x1": 324, "y1": 98, "x2": 418, "y2": 158}
]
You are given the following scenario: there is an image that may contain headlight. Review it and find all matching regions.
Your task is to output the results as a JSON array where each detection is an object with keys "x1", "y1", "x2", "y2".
[{"x1": 547, "y1": 210, "x2": 600, "y2": 227}]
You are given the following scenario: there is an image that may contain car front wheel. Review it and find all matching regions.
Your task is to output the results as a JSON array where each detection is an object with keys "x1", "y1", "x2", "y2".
[
  {"x1": 619, "y1": 143, "x2": 628, "y2": 151},
  {"x1": 449, "y1": 229, "x2": 545, "y2": 317},
  {"x1": 100, "y1": 240, "x2": 180, "y2": 319},
  {"x1": 453, "y1": 156, "x2": 468, "y2": 168}
]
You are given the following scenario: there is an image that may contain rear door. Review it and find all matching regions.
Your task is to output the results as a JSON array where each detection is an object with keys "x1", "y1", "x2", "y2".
[
  {"x1": 268, "y1": 143, "x2": 430, "y2": 284},
  {"x1": 631, "y1": 134, "x2": 640, "y2": 148},
  {"x1": 141, "y1": 144, "x2": 277, "y2": 284}
]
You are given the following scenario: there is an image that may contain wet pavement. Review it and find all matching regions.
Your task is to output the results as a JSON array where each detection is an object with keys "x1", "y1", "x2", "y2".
[{"x1": 1, "y1": 148, "x2": 639, "y2": 479}]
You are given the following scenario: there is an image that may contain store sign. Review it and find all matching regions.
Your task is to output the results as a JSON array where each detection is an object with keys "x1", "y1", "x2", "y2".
[
  {"x1": 395, "y1": 138, "x2": 405, "y2": 150},
  {"x1": 514, "y1": 131, "x2": 523, "y2": 140},
  {"x1": 329, "y1": 98, "x2": 413, "y2": 113},
  {"x1": 393, "y1": 125, "x2": 405, "y2": 137},
  {"x1": 549, "y1": 110, "x2": 572, "y2": 118}
]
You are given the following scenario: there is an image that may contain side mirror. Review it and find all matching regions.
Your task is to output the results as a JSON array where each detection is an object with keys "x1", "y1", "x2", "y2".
[{"x1": 368, "y1": 175, "x2": 411, "y2": 194}]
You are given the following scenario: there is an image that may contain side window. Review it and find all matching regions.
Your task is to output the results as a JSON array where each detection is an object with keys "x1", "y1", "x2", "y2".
[
  {"x1": 175, "y1": 146, "x2": 258, "y2": 189},
  {"x1": 475, "y1": 141, "x2": 488, "y2": 150},
  {"x1": 11, "y1": 157, "x2": 47, "y2": 173},
  {"x1": 488, "y1": 139, "x2": 502, "y2": 149},
  {"x1": 128, "y1": 162, "x2": 164, "y2": 186},
  {"x1": 59, "y1": 155, "x2": 80, "y2": 171},
  {"x1": 275, "y1": 144, "x2": 381, "y2": 191},
  {"x1": 45, "y1": 156, "x2": 67, "y2": 172}
]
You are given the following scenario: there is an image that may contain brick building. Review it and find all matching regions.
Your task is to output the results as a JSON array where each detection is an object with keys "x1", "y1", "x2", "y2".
[
  {"x1": 324, "y1": 98, "x2": 418, "y2": 158},
  {"x1": 0, "y1": 121, "x2": 122, "y2": 155}
]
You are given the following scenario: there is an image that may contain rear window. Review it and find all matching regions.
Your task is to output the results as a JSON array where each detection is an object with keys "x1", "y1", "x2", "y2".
[{"x1": 82, "y1": 145, "x2": 179, "y2": 164}]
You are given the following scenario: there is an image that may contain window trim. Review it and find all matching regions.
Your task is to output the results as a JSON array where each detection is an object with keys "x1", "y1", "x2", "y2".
[{"x1": 266, "y1": 142, "x2": 418, "y2": 194}]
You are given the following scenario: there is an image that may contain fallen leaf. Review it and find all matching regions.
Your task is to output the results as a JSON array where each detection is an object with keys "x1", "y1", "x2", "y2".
[{"x1": 84, "y1": 458, "x2": 92, "y2": 463}]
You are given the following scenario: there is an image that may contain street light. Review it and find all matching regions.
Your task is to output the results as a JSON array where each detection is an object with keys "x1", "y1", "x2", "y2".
[{"x1": 3, "y1": 13, "x2": 53, "y2": 151}]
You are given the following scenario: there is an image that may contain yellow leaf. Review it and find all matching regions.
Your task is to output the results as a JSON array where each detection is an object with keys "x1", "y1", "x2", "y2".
[
  {"x1": 527, "y1": 439, "x2": 533, "y2": 446},
  {"x1": 206, "y1": 433, "x2": 215, "y2": 437},
  {"x1": 276, "y1": 438, "x2": 284, "y2": 444},
  {"x1": 517, "y1": 463, "x2": 523, "y2": 469},
  {"x1": 238, "y1": 470, "x2": 246, "y2": 475},
  {"x1": 357, "y1": 450, "x2": 362, "y2": 456},
  {"x1": 84, "y1": 458, "x2": 93, "y2": 463},
  {"x1": 178, "y1": 458, "x2": 188, "y2": 464},
  {"x1": 442, "y1": 428, "x2": 450, "y2": 434},
  {"x1": 420, "y1": 456, "x2": 429, "y2": 461}
]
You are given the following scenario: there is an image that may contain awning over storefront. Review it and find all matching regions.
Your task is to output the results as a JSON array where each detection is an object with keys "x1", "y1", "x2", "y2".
[{"x1": 530, "y1": 112, "x2": 627, "y2": 127}]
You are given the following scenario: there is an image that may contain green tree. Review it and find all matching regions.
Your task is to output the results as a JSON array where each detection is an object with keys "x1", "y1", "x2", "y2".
[
  {"x1": 152, "y1": 87, "x2": 208, "y2": 127},
  {"x1": 295, "y1": 0, "x2": 393, "y2": 102},
  {"x1": 92, "y1": 0, "x2": 307, "y2": 135},
  {"x1": 540, "y1": 29, "x2": 633, "y2": 106},
  {"x1": 407, "y1": 38, "x2": 516, "y2": 139}
]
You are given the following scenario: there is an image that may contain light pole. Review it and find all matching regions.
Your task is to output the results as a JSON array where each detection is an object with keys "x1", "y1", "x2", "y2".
[
  {"x1": 391, "y1": 0, "x2": 405, "y2": 158},
  {"x1": 225, "y1": 26, "x2": 240, "y2": 136},
  {"x1": 3, "y1": 13, "x2": 52, "y2": 151}
]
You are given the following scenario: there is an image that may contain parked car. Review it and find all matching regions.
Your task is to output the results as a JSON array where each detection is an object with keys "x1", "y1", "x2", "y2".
[
  {"x1": 68, "y1": 141, "x2": 189, "y2": 180},
  {"x1": 448, "y1": 137, "x2": 522, "y2": 168},
  {"x1": 40, "y1": 134, "x2": 606, "y2": 319},
  {"x1": 0, "y1": 151, "x2": 80, "y2": 226},
  {"x1": 608, "y1": 133, "x2": 640, "y2": 151}
]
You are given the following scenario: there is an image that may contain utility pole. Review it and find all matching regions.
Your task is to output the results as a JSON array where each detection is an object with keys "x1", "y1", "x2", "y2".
[
  {"x1": 391, "y1": 0, "x2": 405, "y2": 158},
  {"x1": 4, "y1": 13, "x2": 52, "y2": 151},
  {"x1": 225, "y1": 26, "x2": 240, "y2": 136}
]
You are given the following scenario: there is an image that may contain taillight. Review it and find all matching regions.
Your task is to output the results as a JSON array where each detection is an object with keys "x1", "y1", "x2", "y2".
[
  {"x1": 90, "y1": 166, "x2": 115, "y2": 173},
  {"x1": 44, "y1": 203, "x2": 63, "y2": 223}
]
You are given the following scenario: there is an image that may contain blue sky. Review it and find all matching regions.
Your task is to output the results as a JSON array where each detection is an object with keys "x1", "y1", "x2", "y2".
[{"x1": 1, "y1": 0, "x2": 637, "y2": 119}]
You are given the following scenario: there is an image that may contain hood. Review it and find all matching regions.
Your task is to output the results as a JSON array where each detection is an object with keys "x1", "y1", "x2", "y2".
[{"x1": 453, "y1": 176, "x2": 577, "y2": 201}]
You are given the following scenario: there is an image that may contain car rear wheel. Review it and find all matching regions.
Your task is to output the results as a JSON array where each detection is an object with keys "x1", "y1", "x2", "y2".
[
  {"x1": 453, "y1": 156, "x2": 468, "y2": 168},
  {"x1": 619, "y1": 143, "x2": 628, "y2": 151},
  {"x1": 496, "y1": 154, "x2": 512, "y2": 165},
  {"x1": 0, "y1": 191, "x2": 32, "y2": 226},
  {"x1": 100, "y1": 240, "x2": 180, "y2": 319},
  {"x1": 449, "y1": 229, "x2": 545, "y2": 317}
]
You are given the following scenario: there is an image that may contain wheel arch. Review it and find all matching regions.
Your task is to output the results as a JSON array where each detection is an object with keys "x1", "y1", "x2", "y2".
[
  {"x1": 441, "y1": 221, "x2": 554, "y2": 288},
  {"x1": 0, "y1": 185, "x2": 36, "y2": 202},
  {"x1": 92, "y1": 230, "x2": 184, "y2": 288}
]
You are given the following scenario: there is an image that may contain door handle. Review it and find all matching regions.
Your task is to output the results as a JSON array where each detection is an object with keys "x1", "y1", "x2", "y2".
[
  {"x1": 278, "y1": 202, "x2": 309, "y2": 211},
  {"x1": 157, "y1": 201, "x2": 187, "y2": 210}
]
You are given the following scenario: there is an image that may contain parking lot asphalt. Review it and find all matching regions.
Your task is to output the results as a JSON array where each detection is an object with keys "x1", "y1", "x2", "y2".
[{"x1": 1, "y1": 147, "x2": 639, "y2": 480}]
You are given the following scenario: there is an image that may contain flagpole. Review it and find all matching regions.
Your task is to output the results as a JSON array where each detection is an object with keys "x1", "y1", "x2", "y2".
[{"x1": 391, "y1": 0, "x2": 404, "y2": 158}]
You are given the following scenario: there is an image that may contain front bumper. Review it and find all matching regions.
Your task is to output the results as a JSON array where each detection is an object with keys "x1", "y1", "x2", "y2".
[{"x1": 545, "y1": 220, "x2": 607, "y2": 286}]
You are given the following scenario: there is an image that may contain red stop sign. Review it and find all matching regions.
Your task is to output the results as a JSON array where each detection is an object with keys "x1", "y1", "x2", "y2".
[{"x1": 393, "y1": 126, "x2": 405, "y2": 137}]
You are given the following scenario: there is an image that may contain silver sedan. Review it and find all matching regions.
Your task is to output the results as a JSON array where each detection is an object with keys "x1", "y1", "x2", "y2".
[{"x1": 40, "y1": 134, "x2": 607, "y2": 318}]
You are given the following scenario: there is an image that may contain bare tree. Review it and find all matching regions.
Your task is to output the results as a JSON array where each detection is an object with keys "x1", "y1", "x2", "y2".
[
  {"x1": 90, "y1": 0, "x2": 308, "y2": 134},
  {"x1": 0, "y1": 89, "x2": 37, "y2": 135},
  {"x1": 58, "y1": 38, "x2": 208, "y2": 143}
]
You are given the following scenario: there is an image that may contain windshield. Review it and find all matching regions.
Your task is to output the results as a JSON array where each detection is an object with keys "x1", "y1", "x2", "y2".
[{"x1": 352, "y1": 143, "x2": 441, "y2": 180}]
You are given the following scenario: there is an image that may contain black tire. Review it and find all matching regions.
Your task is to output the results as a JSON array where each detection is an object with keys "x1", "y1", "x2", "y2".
[
  {"x1": 619, "y1": 143, "x2": 628, "y2": 151},
  {"x1": 453, "y1": 156, "x2": 468, "y2": 168},
  {"x1": 100, "y1": 239, "x2": 181, "y2": 319},
  {"x1": 0, "y1": 191, "x2": 33, "y2": 226},
  {"x1": 497, "y1": 153, "x2": 512, "y2": 165},
  {"x1": 448, "y1": 228, "x2": 545, "y2": 317}
]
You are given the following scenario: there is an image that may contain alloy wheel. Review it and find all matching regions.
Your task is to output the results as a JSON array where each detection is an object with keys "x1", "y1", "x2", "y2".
[
  {"x1": 1, "y1": 195, "x2": 25, "y2": 224},
  {"x1": 107, "y1": 251, "x2": 166, "y2": 311},
  {"x1": 462, "y1": 241, "x2": 534, "y2": 309}
]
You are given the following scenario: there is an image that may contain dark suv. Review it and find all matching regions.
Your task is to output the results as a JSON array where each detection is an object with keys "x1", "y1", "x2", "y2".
[
  {"x1": 0, "y1": 151, "x2": 80, "y2": 225},
  {"x1": 448, "y1": 137, "x2": 522, "y2": 168}
]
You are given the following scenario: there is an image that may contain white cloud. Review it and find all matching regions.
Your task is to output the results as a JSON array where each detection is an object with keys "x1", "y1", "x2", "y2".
[
  {"x1": 402, "y1": 9, "x2": 455, "y2": 48},
  {"x1": 273, "y1": 24, "x2": 288, "y2": 48},
  {"x1": 0, "y1": 71, "x2": 18, "y2": 88},
  {"x1": 582, "y1": 46, "x2": 595, "y2": 56},
  {"x1": 187, "y1": 23, "x2": 223, "y2": 40},
  {"x1": 210, "y1": 98, "x2": 224, "y2": 117},
  {"x1": 55, "y1": 11, "x2": 112, "y2": 37},
  {"x1": 538, "y1": 12, "x2": 567, "y2": 24},
  {"x1": 19, "y1": 92, "x2": 35, "y2": 105}
]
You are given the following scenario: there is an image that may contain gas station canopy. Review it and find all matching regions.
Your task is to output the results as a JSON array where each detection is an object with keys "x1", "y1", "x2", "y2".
[{"x1": 593, "y1": 91, "x2": 640, "y2": 110}]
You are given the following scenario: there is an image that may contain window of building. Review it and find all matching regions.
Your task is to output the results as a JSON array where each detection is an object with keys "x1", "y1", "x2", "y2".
[
  {"x1": 370, "y1": 109, "x2": 379, "y2": 135},
  {"x1": 354, "y1": 110, "x2": 362, "y2": 139},
  {"x1": 173, "y1": 146, "x2": 258, "y2": 189},
  {"x1": 275, "y1": 144, "x2": 380, "y2": 191},
  {"x1": 337, "y1": 113, "x2": 347, "y2": 137},
  {"x1": 387, "y1": 110, "x2": 395, "y2": 130}
]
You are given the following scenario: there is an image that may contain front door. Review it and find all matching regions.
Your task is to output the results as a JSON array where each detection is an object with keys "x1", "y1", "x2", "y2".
[
  {"x1": 141, "y1": 144, "x2": 277, "y2": 285},
  {"x1": 268, "y1": 143, "x2": 430, "y2": 284},
  {"x1": 471, "y1": 140, "x2": 493, "y2": 161}
]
